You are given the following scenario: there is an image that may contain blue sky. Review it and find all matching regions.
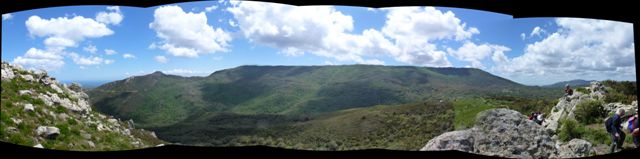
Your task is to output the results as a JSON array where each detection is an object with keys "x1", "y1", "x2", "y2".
[{"x1": 1, "y1": 0, "x2": 635, "y2": 86}]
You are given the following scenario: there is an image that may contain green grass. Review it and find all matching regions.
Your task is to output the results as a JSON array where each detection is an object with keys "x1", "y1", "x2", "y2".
[{"x1": 453, "y1": 98, "x2": 496, "y2": 130}]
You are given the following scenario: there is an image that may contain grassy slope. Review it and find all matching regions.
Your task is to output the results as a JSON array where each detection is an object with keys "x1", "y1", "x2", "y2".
[
  {"x1": 1, "y1": 75, "x2": 163, "y2": 150},
  {"x1": 152, "y1": 101, "x2": 454, "y2": 150}
]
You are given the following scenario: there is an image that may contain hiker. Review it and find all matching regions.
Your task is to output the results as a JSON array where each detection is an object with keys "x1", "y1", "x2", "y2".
[
  {"x1": 629, "y1": 110, "x2": 639, "y2": 148},
  {"x1": 564, "y1": 84, "x2": 574, "y2": 97},
  {"x1": 535, "y1": 112, "x2": 544, "y2": 125},
  {"x1": 529, "y1": 112, "x2": 537, "y2": 120},
  {"x1": 606, "y1": 109, "x2": 626, "y2": 152}
]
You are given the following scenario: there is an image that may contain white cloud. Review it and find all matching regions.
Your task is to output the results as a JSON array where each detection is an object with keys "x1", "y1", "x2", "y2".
[
  {"x1": 447, "y1": 42, "x2": 510, "y2": 69},
  {"x1": 520, "y1": 33, "x2": 526, "y2": 40},
  {"x1": 162, "y1": 69, "x2": 204, "y2": 76},
  {"x1": 96, "y1": 6, "x2": 124, "y2": 25},
  {"x1": 2, "y1": 13, "x2": 12, "y2": 21},
  {"x1": 494, "y1": 18, "x2": 635, "y2": 84},
  {"x1": 205, "y1": 5, "x2": 218, "y2": 12},
  {"x1": 104, "y1": 49, "x2": 117, "y2": 55},
  {"x1": 149, "y1": 5, "x2": 232, "y2": 58},
  {"x1": 25, "y1": 15, "x2": 114, "y2": 49},
  {"x1": 12, "y1": 48, "x2": 65, "y2": 71},
  {"x1": 228, "y1": 19, "x2": 237, "y2": 27},
  {"x1": 123, "y1": 53, "x2": 135, "y2": 59},
  {"x1": 68, "y1": 52, "x2": 112, "y2": 65},
  {"x1": 154, "y1": 56, "x2": 168, "y2": 63},
  {"x1": 530, "y1": 26, "x2": 545, "y2": 37},
  {"x1": 83, "y1": 45, "x2": 97, "y2": 53}
]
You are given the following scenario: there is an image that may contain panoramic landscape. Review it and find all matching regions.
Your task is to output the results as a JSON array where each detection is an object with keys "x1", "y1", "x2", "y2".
[{"x1": 1, "y1": 0, "x2": 637, "y2": 158}]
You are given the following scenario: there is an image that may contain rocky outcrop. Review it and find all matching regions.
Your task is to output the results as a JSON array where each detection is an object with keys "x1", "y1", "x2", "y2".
[
  {"x1": 604, "y1": 102, "x2": 636, "y2": 115},
  {"x1": 554, "y1": 139, "x2": 596, "y2": 158},
  {"x1": 422, "y1": 108, "x2": 595, "y2": 158},
  {"x1": 1, "y1": 62, "x2": 164, "y2": 150},
  {"x1": 543, "y1": 91, "x2": 591, "y2": 132},
  {"x1": 36, "y1": 126, "x2": 60, "y2": 139}
]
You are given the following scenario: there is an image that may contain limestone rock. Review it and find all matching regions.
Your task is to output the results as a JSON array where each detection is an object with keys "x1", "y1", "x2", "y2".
[
  {"x1": 18, "y1": 90, "x2": 33, "y2": 95},
  {"x1": 36, "y1": 126, "x2": 60, "y2": 139},
  {"x1": 23, "y1": 103, "x2": 35, "y2": 112},
  {"x1": 1, "y1": 65, "x2": 15, "y2": 81},
  {"x1": 553, "y1": 139, "x2": 596, "y2": 158},
  {"x1": 21, "y1": 74, "x2": 35, "y2": 82},
  {"x1": 33, "y1": 144, "x2": 44, "y2": 148},
  {"x1": 421, "y1": 130, "x2": 474, "y2": 152}
]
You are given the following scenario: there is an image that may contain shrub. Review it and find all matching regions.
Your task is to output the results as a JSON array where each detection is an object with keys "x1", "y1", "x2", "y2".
[
  {"x1": 574, "y1": 100, "x2": 606, "y2": 124},
  {"x1": 558, "y1": 119, "x2": 585, "y2": 142},
  {"x1": 575, "y1": 87, "x2": 589, "y2": 94}
]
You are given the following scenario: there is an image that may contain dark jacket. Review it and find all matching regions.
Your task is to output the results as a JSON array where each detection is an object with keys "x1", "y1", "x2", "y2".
[{"x1": 611, "y1": 114, "x2": 623, "y2": 133}]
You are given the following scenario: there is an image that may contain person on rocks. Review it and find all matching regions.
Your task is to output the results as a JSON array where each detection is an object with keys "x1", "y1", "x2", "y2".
[
  {"x1": 564, "y1": 84, "x2": 574, "y2": 97},
  {"x1": 607, "y1": 108, "x2": 626, "y2": 152},
  {"x1": 535, "y1": 112, "x2": 544, "y2": 125}
]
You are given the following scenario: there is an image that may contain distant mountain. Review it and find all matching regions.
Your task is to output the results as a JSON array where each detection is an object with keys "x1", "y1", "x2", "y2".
[
  {"x1": 543, "y1": 79, "x2": 596, "y2": 88},
  {"x1": 88, "y1": 65, "x2": 559, "y2": 128}
]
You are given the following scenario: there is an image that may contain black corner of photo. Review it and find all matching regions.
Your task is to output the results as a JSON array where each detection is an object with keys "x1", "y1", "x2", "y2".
[{"x1": 2, "y1": 141, "x2": 638, "y2": 158}]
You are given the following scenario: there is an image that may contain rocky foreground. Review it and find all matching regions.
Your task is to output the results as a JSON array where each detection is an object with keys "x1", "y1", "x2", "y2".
[
  {"x1": 1, "y1": 62, "x2": 164, "y2": 150},
  {"x1": 421, "y1": 82, "x2": 638, "y2": 158}
]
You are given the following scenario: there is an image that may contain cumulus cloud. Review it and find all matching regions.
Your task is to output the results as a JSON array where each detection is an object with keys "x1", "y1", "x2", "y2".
[
  {"x1": 154, "y1": 56, "x2": 168, "y2": 63},
  {"x1": 96, "y1": 6, "x2": 124, "y2": 25},
  {"x1": 229, "y1": 2, "x2": 477, "y2": 66},
  {"x1": 104, "y1": 49, "x2": 117, "y2": 55},
  {"x1": 83, "y1": 45, "x2": 97, "y2": 53},
  {"x1": 529, "y1": 26, "x2": 545, "y2": 37},
  {"x1": 494, "y1": 18, "x2": 635, "y2": 84},
  {"x1": 12, "y1": 48, "x2": 65, "y2": 71},
  {"x1": 162, "y1": 69, "x2": 205, "y2": 76},
  {"x1": 123, "y1": 53, "x2": 135, "y2": 59},
  {"x1": 149, "y1": 5, "x2": 232, "y2": 58},
  {"x1": 520, "y1": 33, "x2": 526, "y2": 40},
  {"x1": 205, "y1": 5, "x2": 218, "y2": 12},
  {"x1": 2, "y1": 13, "x2": 12, "y2": 21},
  {"x1": 25, "y1": 15, "x2": 114, "y2": 49},
  {"x1": 68, "y1": 53, "x2": 113, "y2": 65},
  {"x1": 447, "y1": 42, "x2": 510, "y2": 69}
]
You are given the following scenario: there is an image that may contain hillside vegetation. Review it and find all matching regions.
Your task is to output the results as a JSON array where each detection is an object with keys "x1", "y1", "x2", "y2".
[
  {"x1": 89, "y1": 65, "x2": 559, "y2": 128},
  {"x1": 1, "y1": 62, "x2": 164, "y2": 150}
]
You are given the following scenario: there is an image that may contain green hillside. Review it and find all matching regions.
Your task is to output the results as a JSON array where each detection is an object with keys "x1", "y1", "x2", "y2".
[
  {"x1": 89, "y1": 65, "x2": 559, "y2": 128},
  {"x1": 153, "y1": 101, "x2": 455, "y2": 150}
]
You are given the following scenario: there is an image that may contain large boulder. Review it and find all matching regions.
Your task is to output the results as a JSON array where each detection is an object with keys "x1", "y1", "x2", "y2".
[
  {"x1": 422, "y1": 109, "x2": 560, "y2": 159},
  {"x1": 36, "y1": 126, "x2": 60, "y2": 139},
  {"x1": 421, "y1": 130, "x2": 474, "y2": 152},
  {"x1": 543, "y1": 92, "x2": 592, "y2": 132},
  {"x1": 553, "y1": 139, "x2": 596, "y2": 158},
  {"x1": 1, "y1": 64, "x2": 15, "y2": 81}
]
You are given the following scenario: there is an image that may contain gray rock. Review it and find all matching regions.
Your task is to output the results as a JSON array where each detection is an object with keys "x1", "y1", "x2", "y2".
[
  {"x1": 423, "y1": 109, "x2": 559, "y2": 159},
  {"x1": 107, "y1": 118, "x2": 118, "y2": 124},
  {"x1": 33, "y1": 144, "x2": 44, "y2": 148},
  {"x1": 86, "y1": 140, "x2": 95, "y2": 148},
  {"x1": 58, "y1": 113, "x2": 69, "y2": 121},
  {"x1": 97, "y1": 123, "x2": 108, "y2": 131},
  {"x1": 81, "y1": 133, "x2": 92, "y2": 140},
  {"x1": 10, "y1": 117, "x2": 22, "y2": 125},
  {"x1": 40, "y1": 77, "x2": 54, "y2": 86},
  {"x1": 150, "y1": 132, "x2": 157, "y2": 138},
  {"x1": 604, "y1": 102, "x2": 636, "y2": 115},
  {"x1": 50, "y1": 84, "x2": 64, "y2": 94},
  {"x1": 36, "y1": 126, "x2": 60, "y2": 139},
  {"x1": 1, "y1": 66, "x2": 15, "y2": 81},
  {"x1": 421, "y1": 130, "x2": 474, "y2": 152},
  {"x1": 69, "y1": 82, "x2": 83, "y2": 92},
  {"x1": 6, "y1": 127, "x2": 19, "y2": 134},
  {"x1": 18, "y1": 90, "x2": 33, "y2": 95},
  {"x1": 23, "y1": 103, "x2": 35, "y2": 112},
  {"x1": 553, "y1": 139, "x2": 595, "y2": 158},
  {"x1": 21, "y1": 74, "x2": 35, "y2": 82}
]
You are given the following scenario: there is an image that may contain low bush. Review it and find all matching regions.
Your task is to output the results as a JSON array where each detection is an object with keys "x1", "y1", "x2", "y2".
[{"x1": 574, "y1": 100, "x2": 606, "y2": 124}]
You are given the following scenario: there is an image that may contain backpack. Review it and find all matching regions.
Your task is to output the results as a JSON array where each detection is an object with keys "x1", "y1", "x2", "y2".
[
  {"x1": 605, "y1": 117, "x2": 613, "y2": 133},
  {"x1": 628, "y1": 117, "x2": 637, "y2": 132}
]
